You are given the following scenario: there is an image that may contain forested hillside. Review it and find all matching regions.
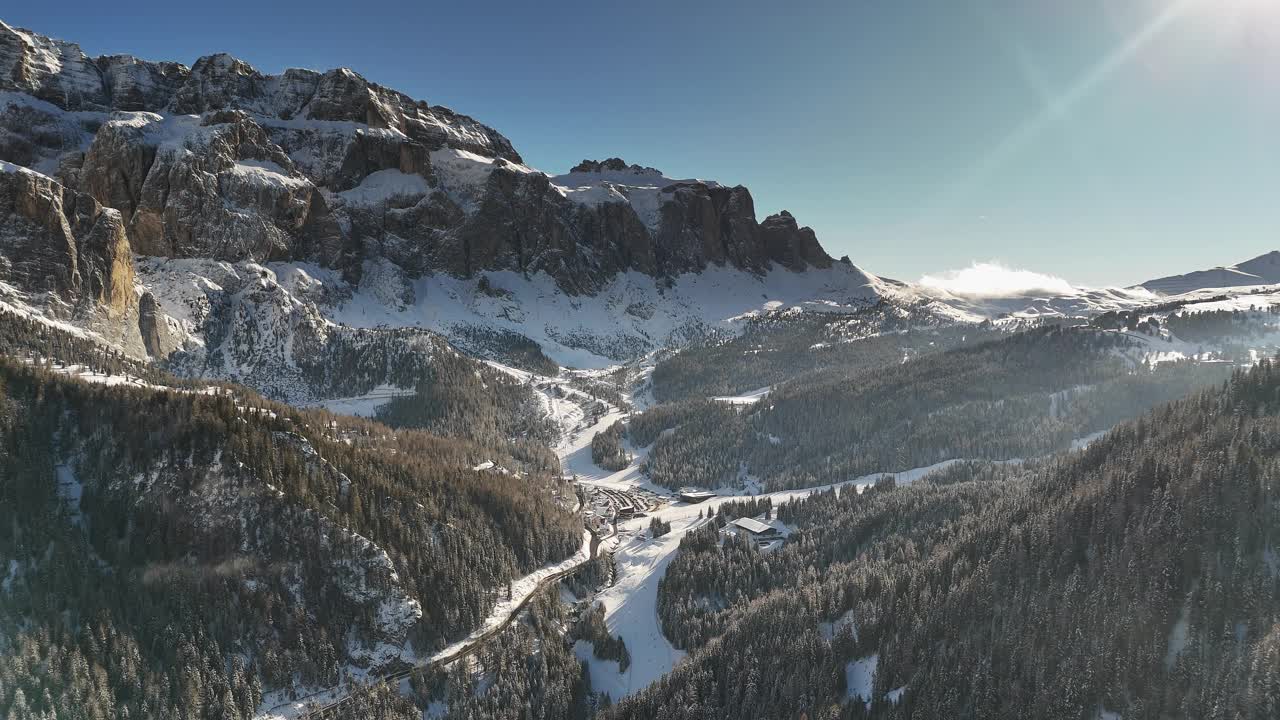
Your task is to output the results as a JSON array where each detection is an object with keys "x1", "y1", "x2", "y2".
[
  {"x1": 0, "y1": 305, "x2": 558, "y2": 453},
  {"x1": 0, "y1": 359, "x2": 581, "y2": 720},
  {"x1": 639, "y1": 326, "x2": 1232, "y2": 490},
  {"x1": 650, "y1": 301, "x2": 991, "y2": 402},
  {"x1": 609, "y1": 359, "x2": 1280, "y2": 720}
]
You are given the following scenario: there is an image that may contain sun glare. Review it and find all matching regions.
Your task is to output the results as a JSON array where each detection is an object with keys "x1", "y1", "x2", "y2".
[{"x1": 1212, "y1": 0, "x2": 1280, "y2": 28}]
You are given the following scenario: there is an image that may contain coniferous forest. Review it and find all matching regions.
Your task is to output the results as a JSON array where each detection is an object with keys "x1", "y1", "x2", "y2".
[
  {"x1": 0, "y1": 355, "x2": 581, "y2": 720},
  {"x1": 5, "y1": 299, "x2": 1280, "y2": 720},
  {"x1": 609, "y1": 360, "x2": 1280, "y2": 719},
  {"x1": 638, "y1": 326, "x2": 1233, "y2": 490}
]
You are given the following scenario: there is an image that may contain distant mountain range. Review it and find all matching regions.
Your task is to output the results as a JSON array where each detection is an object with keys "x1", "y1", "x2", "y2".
[{"x1": 1139, "y1": 250, "x2": 1280, "y2": 295}]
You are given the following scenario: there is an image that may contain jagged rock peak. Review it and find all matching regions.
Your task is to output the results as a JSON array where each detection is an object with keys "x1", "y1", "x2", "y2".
[
  {"x1": 759, "y1": 210, "x2": 833, "y2": 271},
  {"x1": 0, "y1": 20, "x2": 108, "y2": 110},
  {"x1": 570, "y1": 158, "x2": 663, "y2": 176},
  {"x1": 0, "y1": 19, "x2": 520, "y2": 162}
]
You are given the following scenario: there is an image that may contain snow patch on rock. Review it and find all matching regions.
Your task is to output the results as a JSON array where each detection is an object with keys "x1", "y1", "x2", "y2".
[{"x1": 337, "y1": 169, "x2": 429, "y2": 206}]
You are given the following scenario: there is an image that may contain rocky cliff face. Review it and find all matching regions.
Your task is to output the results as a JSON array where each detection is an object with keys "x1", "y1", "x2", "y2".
[
  {"x1": 0, "y1": 19, "x2": 836, "y2": 300},
  {"x1": 81, "y1": 109, "x2": 351, "y2": 267},
  {"x1": 0, "y1": 161, "x2": 133, "y2": 315},
  {"x1": 0, "y1": 18, "x2": 878, "y2": 388},
  {"x1": 0, "y1": 21, "x2": 107, "y2": 110}
]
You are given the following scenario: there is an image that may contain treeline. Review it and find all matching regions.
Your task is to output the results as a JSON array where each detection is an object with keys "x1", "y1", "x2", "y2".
[
  {"x1": 165, "y1": 309, "x2": 559, "y2": 449},
  {"x1": 649, "y1": 516, "x2": 672, "y2": 538},
  {"x1": 1161, "y1": 307, "x2": 1280, "y2": 344},
  {"x1": 654, "y1": 478, "x2": 998, "y2": 652},
  {"x1": 375, "y1": 356, "x2": 558, "y2": 449},
  {"x1": 0, "y1": 359, "x2": 581, "y2": 720},
  {"x1": 563, "y1": 555, "x2": 613, "y2": 599},
  {"x1": 446, "y1": 324, "x2": 560, "y2": 375},
  {"x1": 569, "y1": 375, "x2": 630, "y2": 412},
  {"x1": 608, "y1": 358, "x2": 1280, "y2": 720},
  {"x1": 627, "y1": 400, "x2": 721, "y2": 448},
  {"x1": 293, "y1": 325, "x2": 559, "y2": 447},
  {"x1": 571, "y1": 604, "x2": 631, "y2": 672},
  {"x1": 1, "y1": 303, "x2": 558, "y2": 452},
  {"x1": 0, "y1": 307, "x2": 192, "y2": 388}
]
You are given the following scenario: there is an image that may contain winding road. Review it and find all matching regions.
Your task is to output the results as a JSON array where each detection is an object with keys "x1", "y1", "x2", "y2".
[
  {"x1": 286, "y1": 540, "x2": 599, "y2": 719},
  {"x1": 270, "y1": 375, "x2": 626, "y2": 719}
]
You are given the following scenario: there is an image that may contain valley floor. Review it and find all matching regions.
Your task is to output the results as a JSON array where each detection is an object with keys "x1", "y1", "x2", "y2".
[{"x1": 561, "y1": 371, "x2": 1043, "y2": 700}]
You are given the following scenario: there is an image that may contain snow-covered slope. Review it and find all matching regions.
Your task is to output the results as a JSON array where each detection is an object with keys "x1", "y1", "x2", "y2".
[
  {"x1": 135, "y1": 256, "x2": 892, "y2": 371},
  {"x1": 912, "y1": 258, "x2": 1280, "y2": 323},
  {"x1": 924, "y1": 283, "x2": 1159, "y2": 320},
  {"x1": 1140, "y1": 250, "x2": 1280, "y2": 295},
  {"x1": 549, "y1": 161, "x2": 717, "y2": 234}
]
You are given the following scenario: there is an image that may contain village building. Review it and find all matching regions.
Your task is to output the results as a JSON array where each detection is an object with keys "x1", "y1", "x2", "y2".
[
  {"x1": 725, "y1": 516, "x2": 784, "y2": 545},
  {"x1": 677, "y1": 489, "x2": 716, "y2": 504}
]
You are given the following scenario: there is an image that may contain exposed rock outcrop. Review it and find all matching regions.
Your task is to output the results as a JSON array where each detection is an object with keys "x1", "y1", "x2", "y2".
[
  {"x1": 0, "y1": 162, "x2": 78, "y2": 299},
  {"x1": 570, "y1": 158, "x2": 662, "y2": 175},
  {"x1": 63, "y1": 188, "x2": 134, "y2": 314},
  {"x1": 0, "y1": 161, "x2": 133, "y2": 314},
  {"x1": 650, "y1": 182, "x2": 826, "y2": 274},
  {"x1": 0, "y1": 20, "x2": 107, "y2": 110},
  {"x1": 759, "y1": 210, "x2": 833, "y2": 271},
  {"x1": 97, "y1": 54, "x2": 187, "y2": 111},
  {"x1": 80, "y1": 109, "x2": 349, "y2": 268},
  {"x1": 137, "y1": 290, "x2": 176, "y2": 357}
]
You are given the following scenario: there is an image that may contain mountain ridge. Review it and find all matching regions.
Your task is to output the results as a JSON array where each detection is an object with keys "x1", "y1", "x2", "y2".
[
  {"x1": 0, "y1": 19, "x2": 839, "y2": 297},
  {"x1": 1139, "y1": 249, "x2": 1280, "y2": 295},
  {"x1": 0, "y1": 17, "x2": 896, "y2": 398}
]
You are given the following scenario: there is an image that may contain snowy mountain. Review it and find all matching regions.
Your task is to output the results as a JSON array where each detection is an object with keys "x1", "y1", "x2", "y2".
[
  {"x1": 1139, "y1": 250, "x2": 1280, "y2": 295},
  {"x1": 0, "y1": 18, "x2": 900, "y2": 395},
  {"x1": 137, "y1": 257, "x2": 898, "y2": 370},
  {"x1": 916, "y1": 252, "x2": 1280, "y2": 322},
  {"x1": 920, "y1": 283, "x2": 1158, "y2": 321}
]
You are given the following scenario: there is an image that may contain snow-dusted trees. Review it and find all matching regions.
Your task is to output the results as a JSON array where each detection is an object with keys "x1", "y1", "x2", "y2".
[
  {"x1": 570, "y1": 603, "x2": 631, "y2": 673},
  {"x1": 643, "y1": 326, "x2": 1231, "y2": 491},
  {"x1": 591, "y1": 421, "x2": 629, "y2": 471},
  {"x1": 651, "y1": 301, "x2": 990, "y2": 403},
  {"x1": 413, "y1": 589, "x2": 598, "y2": 720},
  {"x1": 612, "y1": 358, "x2": 1280, "y2": 720},
  {"x1": 648, "y1": 516, "x2": 671, "y2": 538},
  {"x1": 0, "y1": 355, "x2": 580, "y2": 720}
]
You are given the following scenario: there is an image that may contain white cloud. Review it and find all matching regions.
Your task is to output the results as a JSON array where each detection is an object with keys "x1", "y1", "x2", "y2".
[{"x1": 918, "y1": 262, "x2": 1077, "y2": 299}]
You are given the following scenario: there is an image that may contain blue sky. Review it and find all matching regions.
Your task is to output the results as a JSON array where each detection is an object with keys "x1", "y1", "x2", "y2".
[{"x1": 8, "y1": 0, "x2": 1280, "y2": 287}]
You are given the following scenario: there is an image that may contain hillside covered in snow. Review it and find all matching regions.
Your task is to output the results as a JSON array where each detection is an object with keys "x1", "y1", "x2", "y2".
[{"x1": 1140, "y1": 250, "x2": 1280, "y2": 295}]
